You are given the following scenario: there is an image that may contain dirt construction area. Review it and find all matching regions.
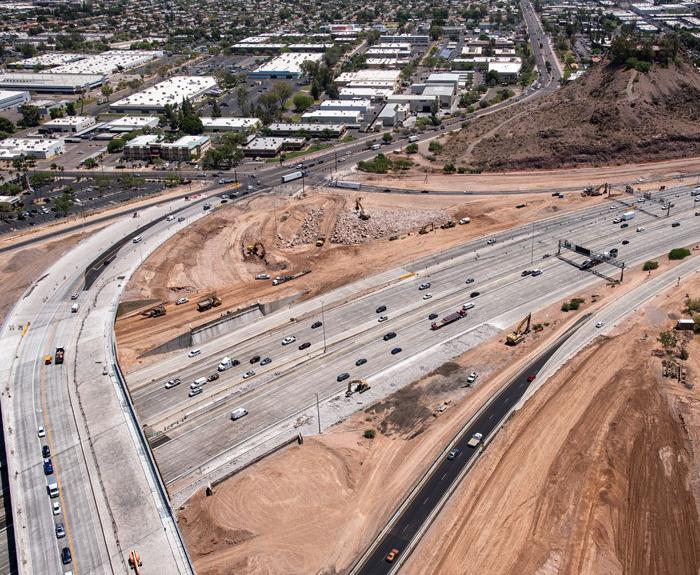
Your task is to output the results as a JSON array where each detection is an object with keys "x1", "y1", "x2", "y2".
[
  {"x1": 116, "y1": 185, "x2": 605, "y2": 371},
  {"x1": 177, "y1": 248, "x2": 700, "y2": 575}
]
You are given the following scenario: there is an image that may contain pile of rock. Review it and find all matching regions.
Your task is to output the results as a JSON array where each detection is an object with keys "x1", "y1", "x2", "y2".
[
  {"x1": 280, "y1": 208, "x2": 325, "y2": 247},
  {"x1": 331, "y1": 208, "x2": 449, "y2": 244}
]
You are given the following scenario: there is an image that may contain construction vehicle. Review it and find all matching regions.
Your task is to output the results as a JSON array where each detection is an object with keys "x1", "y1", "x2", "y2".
[
  {"x1": 54, "y1": 347, "x2": 65, "y2": 365},
  {"x1": 355, "y1": 197, "x2": 370, "y2": 220},
  {"x1": 440, "y1": 220, "x2": 455, "y2": 229},
  {"x1": 346, "y1": 379, "x2": 371, "y2": 397},
  {"x1": 431, "y1": 309, "x2": 467, "y2": 330},
  {"x1": 197, "y1": 295, "x2": 222, "y2": 312},
  {"x1": 44, "y1": 355, "x2": 53, "y2": 365},
  {"x1": 128, "y1": 550, "x2": 142, "y2": 573},
  {"x1": 419, "y1": 222, "x2": 435, "y2": 235},
  {"x1": 581, "y1": 183, "x2": 607, "y2": 196},
  {"x1": 244, "y1": 242, "x2": 265, "y2": 259},
  {"x1": 315, "y1": 237, "x2": 325, "y2": 247},
  {"x1": 141, "y1": 303, "x2": 166, "y2": 318},
  {"x1": 506, "y1": 313, "x2": 531, "y2": 345},
  {"x1": 272, "y1": 270, "x2": 311, "y2": 286}
]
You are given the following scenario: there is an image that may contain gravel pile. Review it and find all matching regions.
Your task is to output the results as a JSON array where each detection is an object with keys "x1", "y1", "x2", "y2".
[
  {"x1": 279, "y1": 208, "x2": 325, "y2": 247},
  {"x1": 331, "y1": 208, "x2": 449, "y2": 244}
]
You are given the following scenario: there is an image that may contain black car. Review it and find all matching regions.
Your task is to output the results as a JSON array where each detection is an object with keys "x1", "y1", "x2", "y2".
[
  {"x1": 428, "y1": 313, "x2": 438, "y2": 320},
  {"x1": 61, "y1": 547, "x2": 72, "y2": 565},
  {"x1": 521, "y1": 270, "x2": 532, "y2": 277},
  {"x1": 250, "y1": 355, "x2": 261, "y2": 364},
  {"x1": 620, "y1": 223, "x2": 629, "y2": 228},
  {"x1": 299, "y1": 342, "x2": 311, "y2": 350},
  {"x1": 260, "y1": 357, "x2": 272, "y2": 366},
  {"x1": 391, "y1": 347, "x2": 402, "y2": 355},
  {"x1": 207, "y1": 373, "x2": 219, "y2": 382},
  {"x1": 672, "y1": 221, "x2": 681, "y2": 227},
  {"x1": 376, "y1": 305, "x2": 387, "y2": 314},
  {"x1": 622, "y1": 240, "x2": 629, "y2": 245},
  {"x1": 337, "y1": 372, "x2": 350, "y2": 382},
  {"x1": 311, "y1": 321, "x2": 323, "y2": 329},
  {"x1": 470, "y1": 291, "x2": 480, "y2": 298},
  {"x1": 383, "y1": 331, "x2": 397, "y2": 341},
  {"x1": 355, "y1": 358, "x2": 367, "y2": 366},
  {"x1": 42, "y1": 445, "x2": 50, "y2": 458}
]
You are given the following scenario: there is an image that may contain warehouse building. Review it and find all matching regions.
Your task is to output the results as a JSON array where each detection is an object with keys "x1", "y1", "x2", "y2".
[
  {"x1": 488, "y1": 60, "x2": 522, "y2": 82},
  {"x1": 425, "y1": 72, "x2": 470, "y2": 89},
  {"x1": 200, "y1": 117, "x2": 261, "y2": 133},
  {"x1": 335, "y1": 69, "x2": 401, "y2": 88},
  {"x1": 110, "y1": 76, "x2": 217, "y2": 112},
  {"x1": 320, "y1": 99, "x2": 372, "y2": 113},
  {"x1": 244, "y1": 137, "x2": 305, "y2": 157},
  {"x1": 379, "y1": 34, "x2": 430, "y2": 45},
  {"x1": 0, "y1": 89, "x2": 30, "y2": 111},
  {"x1": 338, "y1": 87, "x2": 393, "y2": 101},
  {"x1": 8, "y1": 53, "x2": 84, "y2": 69},
  {"x1": 387, "y1": 94, "x2": 438, "y2": 113},
  {"x1": 45, "y1": 50, "x2": 162, "y2": 76},
  {"x1": 249, "y1": 53, "x2": 324, "y2": 79},
  {"x1": 40, "y1": 115, "x2": 97, "y2": 133},
  {"x1": 302, "y1": 109, "x2": 363, "y2": 126},
  {"x1": 0, "y1": 137, "x2": 65, "y2": 160},
  {"x1": 266, "y1": 123, "x2": 346, "y2": 138},
  {"x1": 422, "y1": 85, "x2": 455, "y2": 109},
  {"x1": 0, "y1": 72, "x2": 106, "y2": 93},
  {"x1": 104, "y1": 116, "x2": 160, "y2": 132},
  {"x1": 377, "y1": 102, "x2": 409, "y2": 127}
]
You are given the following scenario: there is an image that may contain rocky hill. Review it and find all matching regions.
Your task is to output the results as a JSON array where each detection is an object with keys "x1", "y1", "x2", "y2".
[{"x1": 440, "y1": 58, "x2": 700, "y2": 171}]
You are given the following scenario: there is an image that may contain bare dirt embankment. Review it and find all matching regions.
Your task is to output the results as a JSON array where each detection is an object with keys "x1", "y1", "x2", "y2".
[
  {"x1": 435, "y1": 58, "x2": 700, "y2": 172},
  {"x1": 176, "y1": 251, "x2": 690, "y2": 575},
  {"x1": 406, "y1": 274, "x2": 700, "y2": 575},
  {"x1": 116, "y1": 187, "x2": 602, "y2": 371}
]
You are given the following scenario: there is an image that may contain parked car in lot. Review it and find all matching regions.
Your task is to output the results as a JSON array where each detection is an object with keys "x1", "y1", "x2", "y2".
[
  {"x1": 43, "y1": 459, "x2": 53, "y2": 475},
  {"x1": 61, "y1": 546, "x2": 72, "y2": 564},
  {"x1": 42, "y1": 445, "x2": 50, "y2": 458},
  {"x1": 37, "y1": 426, "x2": 45, "y2": 438},
  {"x1": 52, "y1": 502, "x2": 61, "y2": 515},
  {"x1": 55, "y1": 523, "x2": 65, "y2": 539}
]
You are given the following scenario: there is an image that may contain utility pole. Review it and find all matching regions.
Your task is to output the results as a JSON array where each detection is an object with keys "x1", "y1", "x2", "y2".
[{"x1": 315, "y1": 392, "x2": 321, "y2": 434}]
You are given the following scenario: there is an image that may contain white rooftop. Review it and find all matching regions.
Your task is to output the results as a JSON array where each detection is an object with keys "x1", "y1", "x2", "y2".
[
  {"x1": 201, "y1": 117, "x2": 261, "y2": 129},
  {"x1": 252, "y1": 53, "x2": 324, "y2": 75},
  {"x1": 110, "y1": 76, "x2": 217, "y2": 110}
]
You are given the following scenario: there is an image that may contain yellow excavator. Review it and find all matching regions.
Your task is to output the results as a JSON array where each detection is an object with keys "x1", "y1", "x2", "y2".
[
  {"x1": 355, "y1": 197, "x2": 370, "y2": 220},
  {"x1": 419, "y1": 222, "x2": 435, "y2": 234},
  {"x1": 506, "y1": 313, "x2": 531, "y2": 345},
  {"x1": 244, "y1": 242, "x2": 266, "y2": 259}
]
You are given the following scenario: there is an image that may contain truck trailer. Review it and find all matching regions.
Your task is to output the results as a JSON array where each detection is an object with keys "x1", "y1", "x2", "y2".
[
  {"x1": 621, "y1": 211, "x2": 635, "y2": 221},
  {"x1": 281, "y1": 171, "x2": 304, "y2": 184},
  {"x1": 430, "y1": 309, "x2": 467, "y2": 330}
]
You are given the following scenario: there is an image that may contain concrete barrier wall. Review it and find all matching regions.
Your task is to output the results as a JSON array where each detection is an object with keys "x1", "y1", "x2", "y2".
[
  {"x1": 191, "y1": 305, "x2": 263, "y2": 346},
  {"x1": 142, "y1": 331, "x2": 192, "y2": 357},
  {"x1": 259, "y1": 293, "x2": 303, "y2": 315}
]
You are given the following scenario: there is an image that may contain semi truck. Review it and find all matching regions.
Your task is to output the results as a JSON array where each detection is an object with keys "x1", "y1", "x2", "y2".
[
  {"x1": 281, "y1": 171, "x2": 304, "y2": 184},
  {"x1": 197, "y1": 296, "x2": 222, "y2": 312},
  {"x1": 430, "y1": 309, "x2": 467, "y2": 330},
  {"x1": 54, "y1": 347, "x2": 65, "y2": 365},
  {"x1": 334, "y1": 180, "x2": 361, "y2": 190}
]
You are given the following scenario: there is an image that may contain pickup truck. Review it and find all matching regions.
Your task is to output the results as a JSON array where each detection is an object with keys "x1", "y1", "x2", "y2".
[{"x1": 467, "y1": 432, "x2": 483, "y2": 448}]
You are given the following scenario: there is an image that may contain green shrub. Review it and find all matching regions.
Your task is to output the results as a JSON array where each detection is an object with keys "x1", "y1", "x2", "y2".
[
  {"x1": 643, "y1": 260, "x2": 659, "y2": 271},
  {"x1": 669, "y1": 248, "x2": 691, "y2": 260},
  {"x1": 363, "y1": 429, "x2": 376, "y2": 439},
  {"x1": 405, "y1": 143, "x2": 418, "y2": 154},
  {"x1": 428, "y1": 141, "x2": 443, "y2": 153}
]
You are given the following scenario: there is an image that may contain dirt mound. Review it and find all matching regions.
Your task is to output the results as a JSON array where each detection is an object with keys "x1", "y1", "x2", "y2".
[{"x1": 440, "y1": 59, "x2": 700, "y2": 171}]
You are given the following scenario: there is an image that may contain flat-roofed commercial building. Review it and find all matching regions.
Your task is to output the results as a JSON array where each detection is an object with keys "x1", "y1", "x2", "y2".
[
  {"x1": 159, "y1": 135, "x2": 211, "y2": 161},
  {"x1": 379, "y1": 34, "x2": 430, "y2": 45},
  {"x1": 422, "y1": 85, "x2": 455, "y2": 108},
  {"x1": 249, "y1": 53, "x2": 324, "y2": 79},
  {"x1": 319, "y1": 99, "x2": 372, "y2": 113},
  {"x1": 267, "y1": 123, "x2": 346, "y2": 138},
  {"x1": 0, "y1": 72, "x2": 106, "y2": 93},
  {"x1": 488, "y1": 60, "x2": 522, "y2": 82},
  {"x1": 200, "y1": 117, "x2": 261, "y2": 133},
  {"x1": 244, "y1": 136, "x2": 305, "y2": 157},
  {"x1": 377, "y1": 102, "x2": 409, "y2": 127},
  {"x1": 387, "y1": 94, "x2": 438, "y2": 113},
  {"x1": 45, "y1": 50, "x2": 162, "y2": 76},
  {"x1": 110, "y1": 76, "x2": 217, "y2": 113},
  {"x1": 104, "y1": 116, "x2": 160, "y2": 132},
  {"x1": 0, "y1": 137, "x2": 65, "y2": 159},
  {"x1": 336, "y1": 69, "x2": 401, "y2": 88},
  {"x1": 0, "y1": 89, "x2": 30, "y2": 111},
  {"x1": 40, "y1": 115, "x2": 97, "y2": 133},
  {"x1": 123, "y1": 134, "x2": 161, "y2": 160},
  {"x1": 302, "y1": 109, "x2": 363, "y2": 125},
  {"x1": 338, "y1": 87, "x2": 393, "y2": 101}
]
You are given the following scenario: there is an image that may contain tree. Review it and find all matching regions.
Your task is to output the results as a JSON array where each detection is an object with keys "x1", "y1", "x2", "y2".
[
  {"x1": 211, "y1": 99, "x2": 221, "y2": 118},
  {"x1": 100, "y1": 83, "x2": 114, "y2": 101},
  {"x1": 49, "y1": 107, "x2": 65, "y2": 119},
  {"x1": 107, "y1": 139, "x2": 125, "y2": 153},
  {"x1": 236, "y1": 85, "x2": 249, "y2": 115},
  {"x1": 0, "y1": 117, "x2": 14, "y2": 138},
  {"x1": 669, "y1": 248, "x2": 691, "y2": 260},
  {"x1": 293, "y1": 93, "x2": 314, "y2": 113},
  {"x1": 180, "y1": 114, "x2": 203, "y2": 135},
  {"x1": 54, "y1": 192, "x2": 74, "y2": 215},
  {"x1": 65, "y1": 102, "x2": 76, "y2": 116},
  {"x1": 19, "y1": 105, "x2": 41, "y2": 128},
  {"x1": 272, "y1": 81, "x2": 293, "y2": 111},
  {"x1": 658, "y1": 331, "x2": 677, "y2": 352},
  {"x1": 382, "y1": 132, "x2": 393, "y2": 144}
]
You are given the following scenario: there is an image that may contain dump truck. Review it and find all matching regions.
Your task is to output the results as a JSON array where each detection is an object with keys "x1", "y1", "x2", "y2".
[
  {"x1": 281, "y1": 171, "x2": 304, "y2": 184},
  {"x1": 467, "y1": 432, "x2": 483, "y2": 448},
  {"x1": 54, "y1": 347, "x2": 65, "y2": 365},
  {"x1": 431, "y1": 309, "x2": 467, "y2": 330},
  {"x1": 197, "y1": 296, "x2": 222, "y2": 312}
]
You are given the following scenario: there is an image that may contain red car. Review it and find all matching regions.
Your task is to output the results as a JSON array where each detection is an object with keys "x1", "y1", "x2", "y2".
[
  {"x1": 527, "y1": 374, "x2": 536, "y2": 382},
  {"x1": 386, "y1": 548, "x2": 400, "y2": 563}
]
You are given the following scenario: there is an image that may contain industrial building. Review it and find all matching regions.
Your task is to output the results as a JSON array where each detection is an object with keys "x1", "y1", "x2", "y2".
[
  {"x1": 377, "y1": 102, "x2": 409, "y2": 127},
  {"x1": 200, "y1": 117, "x2": 261, "y2": 133},
  {"x1": 338, "y1": 87, "x2": 393, "y2": 101},
  {"x1": 319, "y1": 99, "x2": 372, "y2": 113},
  {"x1": 103, "y1": 116, "x2": 160, "y2": 132},
  {"x1": 266, "y1": 123, "x2": 346, "y2": 138},
  {"x1": 109, "y1": 76, "x2": 217, "y2": 112},
  {"x1": 335, "y1": 69, "x2": 401, "y2": 88},
  {"x1": 488, "y1": 60, "x2": 522, "y2": 82},
  {"x1": 244, "y1": 136, "x2": 305, "y2": 157},
  {"x1": 0, "y1": 137, "x2": 65, "y2": 160},
  {"x1": 0, "y1": 89, "x2": 30, "y2": 111},
  {"x1": 387, "y1": 94, "x2": 438, "y2": 113},
  {"x1": 379, "y1": 34, "x2": 429, "y2": 45},
  {"x1": 248, "y1": 53, "x2": 324, "y2": 79},
  {"x1": 422, "y1": 85, "x2": 455, "y2": 109},
  {"x1": 301, "y1": 109, "x2": 363, "y2": 126},
  {"x1": 40, "y1": 115, "x2": 97, "y2": 133},
  {"x1": 8, "y1": 53, "x2": 84, "y2": 69},
  {"x1": 45, "y1": 50, "x2": 162, "y2": 76},
  {"x1": 0, "y1": 72, "x2": 106, "y2": 93},
  {"x1": 425, "y1": 72, "x2": 470, "y2": 89},
  {"x1": 122, "y1": 134, "x2": 211, "y2": 161}
]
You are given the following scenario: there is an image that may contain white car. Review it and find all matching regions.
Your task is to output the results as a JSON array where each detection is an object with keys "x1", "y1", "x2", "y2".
[
  {"x1": 486, "y1": 239, "x2": 496, "y2": 245},
  {"x1": 422, "y1": 293, "x2": 433, "y2": 300},
  {"x1": 612, "y1": 218, "x2": 621, "y2": 224},
  {"x1": 37, "y1": 426, "x2": 46, "y2": 438},
  {"x1": 466, "y1": 371, "x2": 478, "y2": 384},
  {"x1": 175, "y1": 297, "x2": 189, "y2": 305},
  {"x1": 636, "y1": 226, "x2": 645, "y2": 232},
  {"x1": 52, "y1": 502, "x2": 61, "y2": 515},
  {"x1": 166, "y1": 215, "x2": 175, "y2": 221},
  {"x1": 164, "y1": 378, "x2": 181, "y2": 389},
  {"x1": 70, "y1": 293, "x2": 79, "y2": 300},
  {"x1": 242, "y1": 370, "x2": 256, "y2": 379},
  {"x1": 281, "y1": 336, "x2": 296, "y2": 345},
  {"x1": 188, "y1": 349, "x2": 201, "y2": 358},
  {"x1": 595, "y1": 321, "x2": 604, "y2": 328},
  {"x1": 419, "y1": 282, "x2": 431, "y2": 290},
  {"x1": 132, "y1": 236, "x2": 143, "y2": 244},
  {"x1": 255, "y1": 273, "x2": 271, "y2": 280},
  {"x1": 188, "y1": 387, "x2": 203, "y2": 397},
  {"x1": 378, "y1": 315, "x2": 389, "y2": 322}
]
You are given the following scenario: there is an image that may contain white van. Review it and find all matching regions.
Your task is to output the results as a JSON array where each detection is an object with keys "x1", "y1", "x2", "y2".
[
  {"x1": 70, "y1": 303, "x2": 79, "y2": 313},
  {"x1": 230, "y1": 407, "x2": 248, "y2": 421},
  {"x1": 190, "y1": 377, "x2": 207, "y2": 389},
  {"x1": 371, "y1": 143, "x2": 381, "y2": 151},
  {"x1": 462, "y1": 302, "x2": 475, "y2": 311},
  {"x1": 408, "y1": 135, "x2": 419, "y2": 143},
  {"x1": 531, "y1": 269, "x2": 543, "y2": 276}
]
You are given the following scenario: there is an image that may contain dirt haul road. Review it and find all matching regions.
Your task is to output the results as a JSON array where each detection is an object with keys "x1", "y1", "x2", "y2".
[
  {"x1": 405, "y1": 273, "x2": 700, "y2": 575},
  {"x1": 116, "y1": 187, "x2": 604, "y2": 371},
  {"x1": 176, "y1": 250, "x2": 690, "y2": 575}
]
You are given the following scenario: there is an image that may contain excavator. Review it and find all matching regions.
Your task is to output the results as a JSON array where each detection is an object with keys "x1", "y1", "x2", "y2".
[
  {"x1": 581, "y1": 183, "x2": 608, "y2": 197},
  {"x1": 346, "y1": 379, "x2": 371, "y2": 397},
  {"x1": 419, "y1": 222, "x2": 435, "y2": 235},
  {"x1": 244, "y1": 242, "x2": 266, "y2": 259},
  {"x1": 355, "y1": 197, "x2": 370, "y2": 220},
  {"x1": 141, "y1": 303, "x2": 166, "y2": 318},
  {"x1": 506, "y1": 313, "x2": 531, "y2": 345}
]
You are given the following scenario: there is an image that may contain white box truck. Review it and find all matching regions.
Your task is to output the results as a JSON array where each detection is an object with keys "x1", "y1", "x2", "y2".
[
  {"x1": 230, "y1": 407, "x2": 248, "y2": 421},
  {"x1": 281, "y1": 171, "x2": 304, "y2": 183},
  {"x1": 621, "y1": 211, "x2": 635, "y2": 221},
  {"x1": 190, "y1": 377, "x2": 207, "y2": 389}
]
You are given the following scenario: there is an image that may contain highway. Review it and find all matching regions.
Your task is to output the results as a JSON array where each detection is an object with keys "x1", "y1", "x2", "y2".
[{"x1": 127, "y1": 186, "x2": 700, "y2": 499}]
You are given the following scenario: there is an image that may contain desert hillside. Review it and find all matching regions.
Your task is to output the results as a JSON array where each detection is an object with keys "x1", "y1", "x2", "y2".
[{"x1": 440, "y1": 58, "x2": 700, "y2": 171}]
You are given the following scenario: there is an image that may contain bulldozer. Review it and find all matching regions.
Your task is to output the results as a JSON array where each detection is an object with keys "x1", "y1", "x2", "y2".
[
  {"x1": 355, "y1": 197, "x2": 370, "y2": 220},
  {"x1": 244, "y1": 242, "x2": 266, "y2": 259},
  {"x1": 141, "y1": 303, "x2": 166, "y2": 318},
  {"x1": 346, "y1": 379, "x2": 371, "y2": 397},
  {"x1": 419, "y1": 222, "x2": 435, "y2": 235},
  {"x1": 506, "y1": 313, "x2": 531, "y2": 345}
]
